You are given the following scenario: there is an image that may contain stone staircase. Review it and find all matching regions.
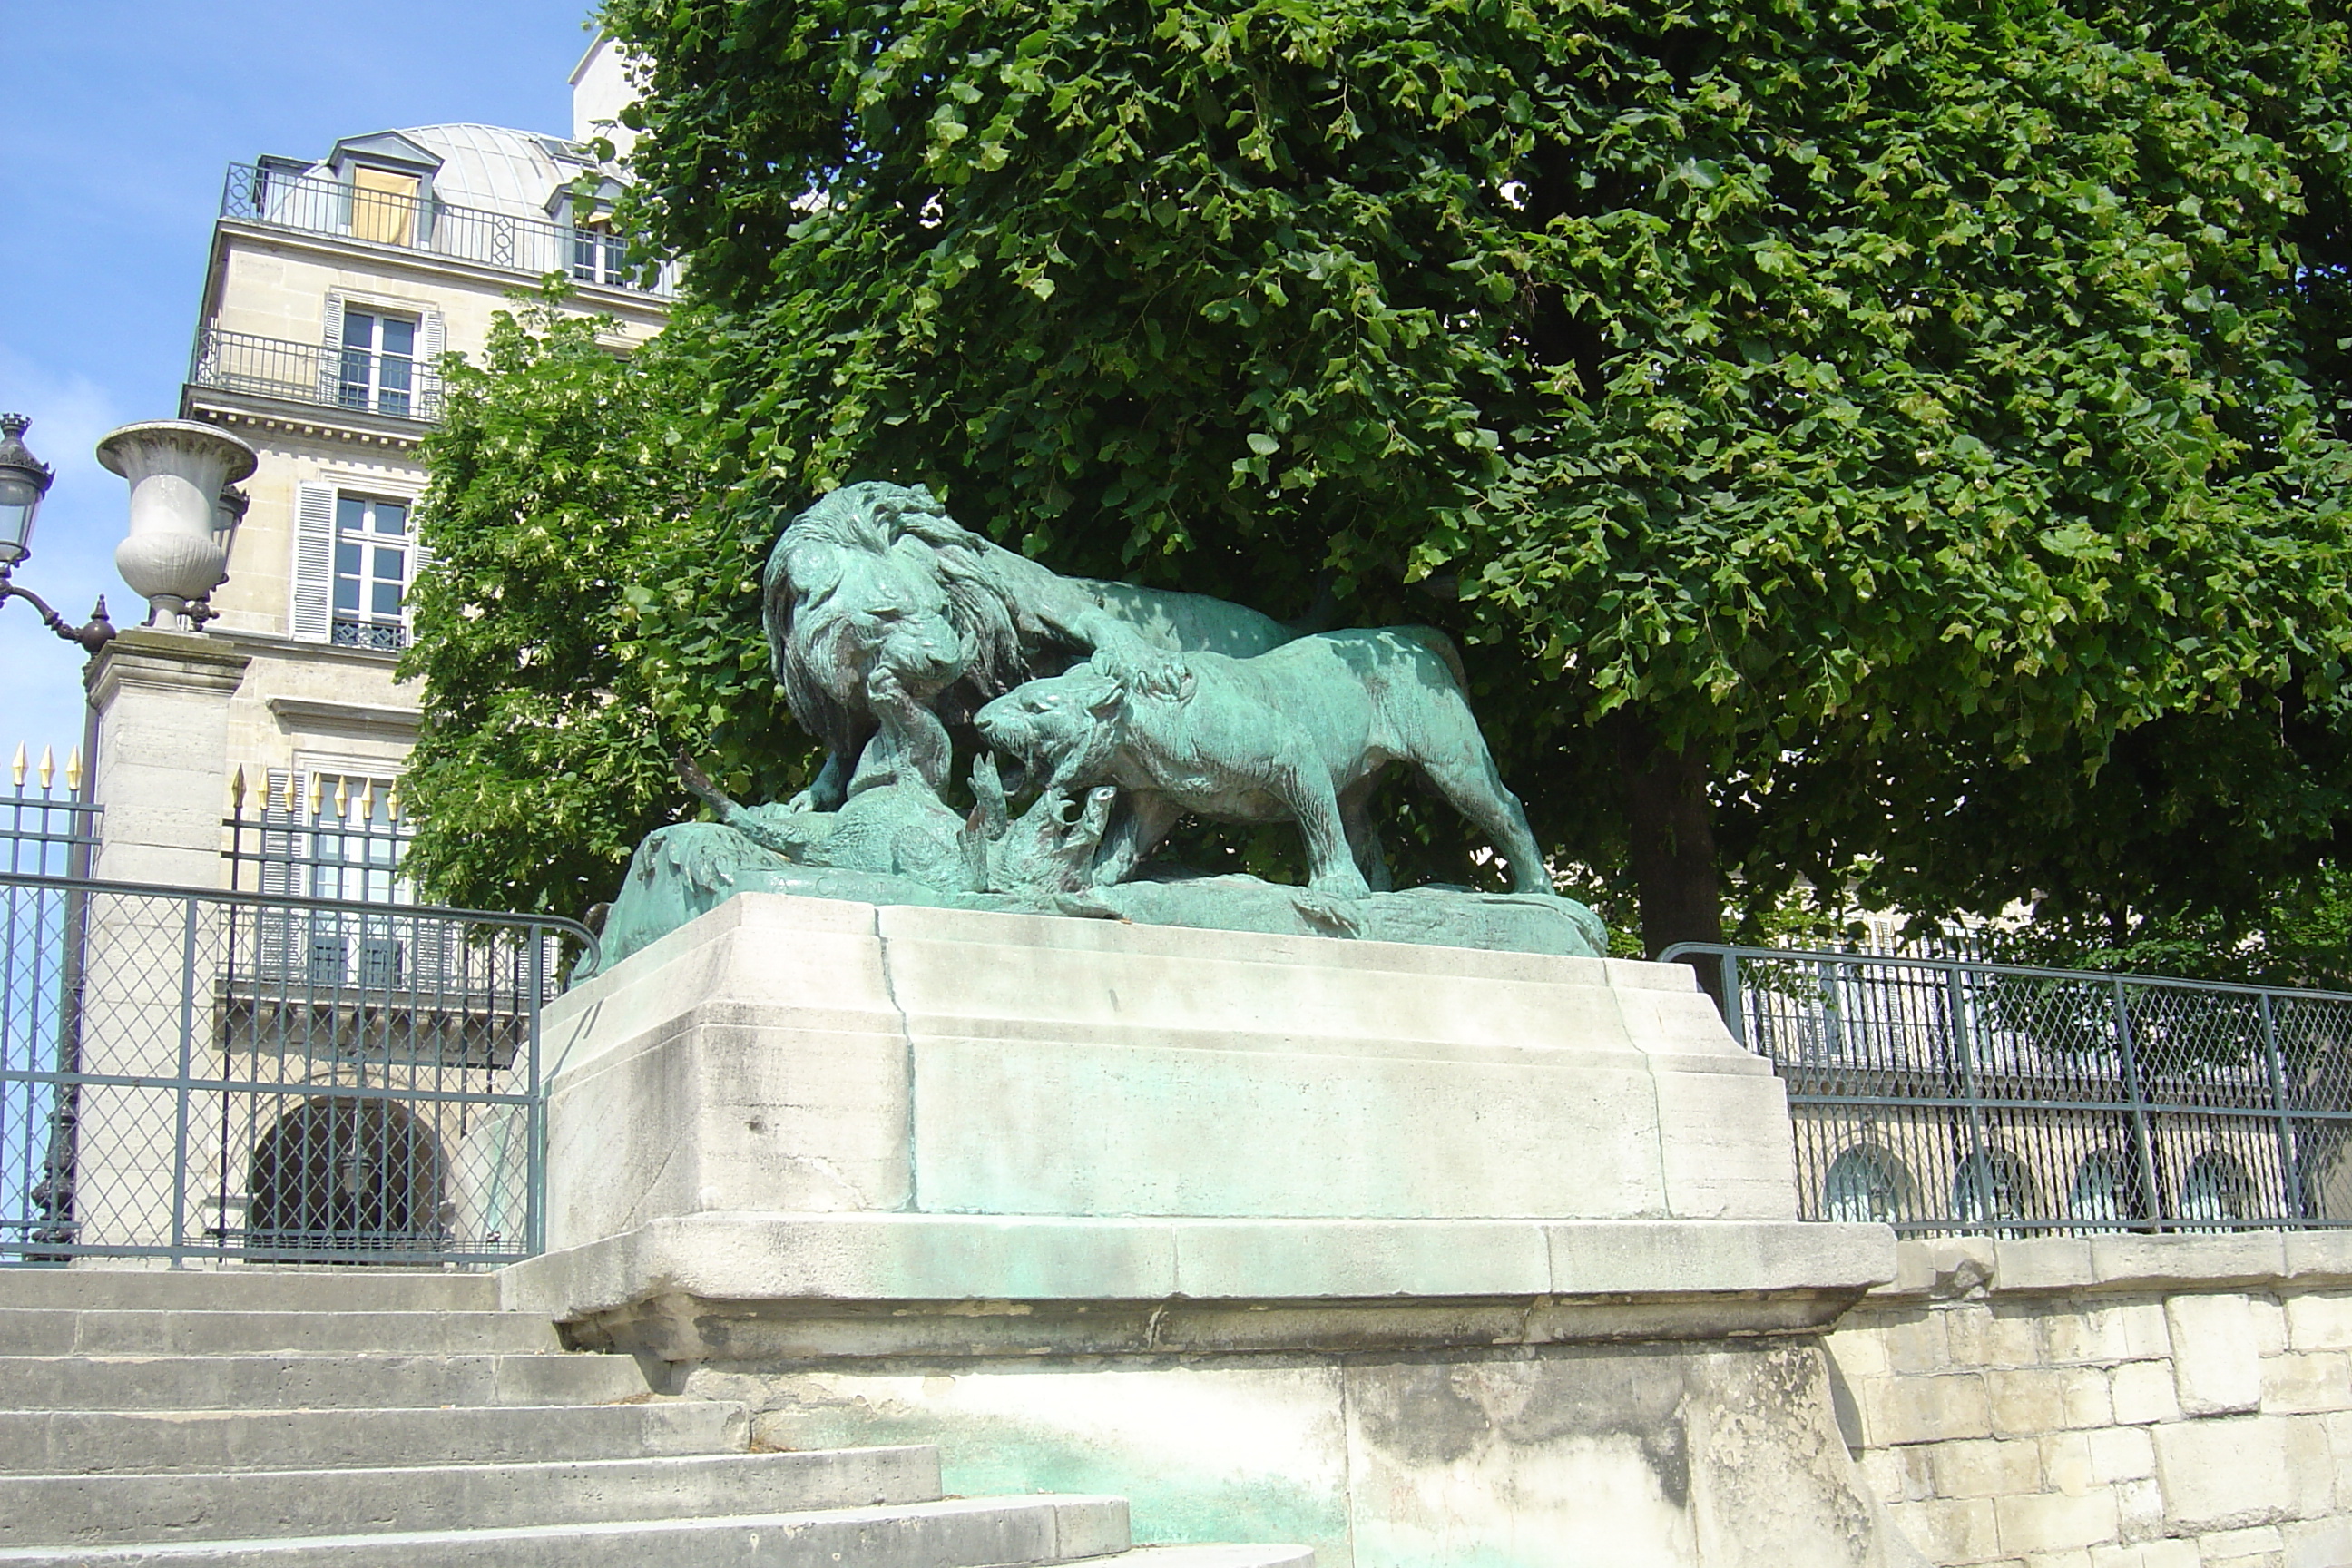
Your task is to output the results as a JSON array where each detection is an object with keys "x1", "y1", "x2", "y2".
[{"x1": 0, "y1": 1270, "x2": 1310, "y2": 1567}]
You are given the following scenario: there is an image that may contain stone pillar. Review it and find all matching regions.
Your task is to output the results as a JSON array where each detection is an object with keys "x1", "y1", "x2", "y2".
[
  {"x1": 73, "y1": 628, "x2": 250, "y2": 1252},
  {"x1": 85, "y1": 627, "x2": 248, "y2": 888}
]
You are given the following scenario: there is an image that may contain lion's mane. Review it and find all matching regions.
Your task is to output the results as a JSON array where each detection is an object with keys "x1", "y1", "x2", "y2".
[{"x1": 762, "y1": 482, "x2": 1044, "y2": 757}]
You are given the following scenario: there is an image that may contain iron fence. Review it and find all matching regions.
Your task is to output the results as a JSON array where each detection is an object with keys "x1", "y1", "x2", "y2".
[
  {"x1": 1664, "y1": 943, "x2": 2352, "y2": 1235},
  {"x1": 188, "y1": 328, "x2": 445, "y2": 424},
  {"x1": 0, "y1": 868, "x2": 593, "y2": 1266},
  {"x1": 220, "y1": 162, "x2": 678, "y2": 299},
  {"x1": 5, "y1": 754, "x2": 98, "y2": 879}
]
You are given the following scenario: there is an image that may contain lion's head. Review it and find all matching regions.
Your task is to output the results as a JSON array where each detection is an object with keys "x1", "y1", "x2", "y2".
[
  {"x1": 972, "y1": 661, "x2": 1133, "y2": 796},
  {"x1": 763, "y1": 482, "x2": 1034, "y2": 757}
]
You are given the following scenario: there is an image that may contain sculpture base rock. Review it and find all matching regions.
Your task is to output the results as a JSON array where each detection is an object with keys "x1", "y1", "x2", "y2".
[{"x1": 580, "y1": 820, "x2": 1606, "y2": 979}]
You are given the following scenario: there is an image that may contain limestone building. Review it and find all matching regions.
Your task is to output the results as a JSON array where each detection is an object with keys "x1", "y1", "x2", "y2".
[
  {"x1": 140, "y1": 35, "x2": 667, "y2": 895},
  {"x1": 58, "y1": 40, "x2": 667, "y2": 1259}
]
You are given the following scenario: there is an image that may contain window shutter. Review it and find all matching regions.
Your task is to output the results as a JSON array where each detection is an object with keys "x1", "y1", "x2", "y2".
[
  {"x1": 291, "y1": 483, "x2": 334, "y2": 642},
  {"x1": 258, "y1": 768, "x2": 301, "y2": 974},
  {"x1": 405, "y1": 539, "x2": 434, "y2": 643},
  {"x1": 318, "y1": 290, "x2": 347, "y2": 405},
  {"x1": 419, "y1": 310, "x2": 446, "y2": 417}
]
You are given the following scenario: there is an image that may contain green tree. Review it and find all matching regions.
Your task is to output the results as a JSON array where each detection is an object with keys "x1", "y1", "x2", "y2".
[
  {"x1": 397, "y1": 299, "x2": 814, "y2": 915},
  {"x1": 583, "y1": 0, "x2": 2352, "y2": 952},
  {"x1": 406, "y1": 0, "x2": 2352, "y2": 949}
]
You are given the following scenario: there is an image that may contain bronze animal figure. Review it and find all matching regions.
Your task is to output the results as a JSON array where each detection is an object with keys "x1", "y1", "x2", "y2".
[{"x1": 974, "y1": 628, "x2": 1551, "y2": 900}]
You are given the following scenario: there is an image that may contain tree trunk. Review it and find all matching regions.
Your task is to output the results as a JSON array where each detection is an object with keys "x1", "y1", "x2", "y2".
[{"x1": 1612, "y1": 711, "x2": 1727, "y2": 1002}]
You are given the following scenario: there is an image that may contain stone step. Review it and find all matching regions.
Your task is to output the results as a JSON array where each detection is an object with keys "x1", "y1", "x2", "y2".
[
  {"x1": 0, "y1": 1400, "x2": 750, "y2": 1475},
  {"x1": 0, "y1": 1493, "x2": 1134, "y2": 1568},
  {"x1": 1106, "y1": 1551, "x2": 1315, "y2": 1568},
  {"x1": 0, "y1": 1308, "x2": 560, "y2": 1357},
  {"x1": 0, "y1": 1447, "x2": 943, "y2": 1548},
  {"x1": 0, "y1": 1352, "x2": 652, "y2": 1411},
  {"x1": 0, "y1": 1270, "x2": 495, "y2": 1315}
]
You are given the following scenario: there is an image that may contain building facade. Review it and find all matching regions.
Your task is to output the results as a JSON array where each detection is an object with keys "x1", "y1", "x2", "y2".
[
  {"x1": 42, "y1": 41, "x2": 666, "y2": 1261},
  {"x1": 152, "y1": 39, "x2": 666, "y2": 889}
]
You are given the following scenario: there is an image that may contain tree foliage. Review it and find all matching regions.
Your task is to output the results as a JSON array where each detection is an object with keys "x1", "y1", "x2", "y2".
[
  {"x1": 406, "y1": 0, "x2": 2352, "y2": 948},
  {"x1": 397, "y1": 299, "x2": 813, "y2": 915}
]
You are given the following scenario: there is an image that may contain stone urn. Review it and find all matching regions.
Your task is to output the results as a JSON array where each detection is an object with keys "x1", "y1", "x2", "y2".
[{"x1": 95, "y1": 419, "x2": 258, "y2": 627}]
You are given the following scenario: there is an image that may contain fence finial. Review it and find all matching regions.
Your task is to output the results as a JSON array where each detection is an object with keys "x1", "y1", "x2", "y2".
[
  {"x1": 9, "y1": 743, "x2": 23, "y2": 789},
  {"x1": 334, "y1": 775, "x2": 348, "y2": 818},
  {"x1": 308, "y1": 772, "x2": 324, "y2": 817},
  {"x1": 37, "y1": 747, "x2": 53, "y2": 792},
  {"x1": 230, "y1": 765, "x2": 247, "y2": 810},
  {"x1": 359, "y1": 778, "x2": 375, "y2": 821},
  {"x1": 387, "y1": 781, "x2": 401, "y2": 822},
  {"x1": 64, "y1": 749, "x2": 81, "y2": 796}
]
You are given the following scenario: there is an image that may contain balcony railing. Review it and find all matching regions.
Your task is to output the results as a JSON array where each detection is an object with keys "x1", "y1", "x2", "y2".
[
  {"x1": 189, "y1": 328, "x2": 445, "y2": 424},
  {"x1": 220, "y1": 162, "x2": 678, "y2": 299}
]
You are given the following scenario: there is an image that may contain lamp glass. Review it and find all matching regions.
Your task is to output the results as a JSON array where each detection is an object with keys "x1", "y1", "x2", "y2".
[{"x1": 0, "y1": 480, "x2": 36, "y2": 568}]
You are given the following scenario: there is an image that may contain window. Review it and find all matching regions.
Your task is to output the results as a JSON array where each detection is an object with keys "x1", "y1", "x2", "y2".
[
  {"x1": 570, "y1": 220, "x2": 628, "y2": 287},
  {"x1": 236, "y1": 769, "x2": 421, "y2": 990},
  {"x1": 332, "y1": 495, "x2": 411, "y2": 650},
  {"x1": 349, "y1": 167, "x2": 420, "y2": 246},
  {"x1": 337, "y1": 308, "x2": 416, "y2": 418},
  {"x1": 2067, "y1": 1150, "x2": 2145, "y2": 1228},
  {"x1": 2178, "y1": 1151, "x2": 2255, "y2": 1228},
  {"x1": 1823, "y1": 1146, "x2": 1915, "y2": 1225},
  {"x1": 1953, "y1": 1146, "x2": 2037, "y2": 1232}
]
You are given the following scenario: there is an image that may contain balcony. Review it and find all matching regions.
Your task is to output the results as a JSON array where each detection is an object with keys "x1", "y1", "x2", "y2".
[
  {"x1": 219, "y1": 162, "x2": 678, "y2": 299},
  {"x1": 189, "y1": 328, "x2": 445, "y2": 425}
]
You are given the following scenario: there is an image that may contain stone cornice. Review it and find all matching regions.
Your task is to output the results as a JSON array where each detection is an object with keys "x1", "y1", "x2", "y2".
[
  {"x1": 83, "y1": 627, "x2": 252, "y2": 708},
  {"x1": 265, "y1": 694, "x2": 424, "y2": 738},
  {"x1": 180, "y1": 389, "x2": 431, "y2": 454}
]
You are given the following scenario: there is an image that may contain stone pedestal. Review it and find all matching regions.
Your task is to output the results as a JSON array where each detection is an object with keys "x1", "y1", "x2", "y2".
[
  {"x1": 72, "y1": 629, "x2": 250, "y2": 1250},
  {"x1": 496, "y1": 894, "x2": 1907, "y2": 1567},
  {"x1": 85, "y1": 627, "x2": 248, "y2": 888}
]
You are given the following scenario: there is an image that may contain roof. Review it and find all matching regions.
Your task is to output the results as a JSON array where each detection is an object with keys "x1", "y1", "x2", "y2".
[{"x1": 313, "y1": 122, "x2": 604, "y2": 220}]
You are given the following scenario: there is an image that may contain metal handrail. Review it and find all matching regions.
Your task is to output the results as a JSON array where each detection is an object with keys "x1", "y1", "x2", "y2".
[
  {"x1": 0, "y1": 867, "x2": 596, "y2": 958},
  {"x1": 220, "y1": 162, "x2": 677, "y2": 299},
  {"x1": 1661, "y1": 941, "x2": 2352, "y2": 1006}
]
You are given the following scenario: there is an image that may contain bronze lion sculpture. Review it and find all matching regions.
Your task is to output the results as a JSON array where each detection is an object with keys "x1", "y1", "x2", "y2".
[{"x1": 765, "y1": 482, "x2": 1303, "y2": 810}]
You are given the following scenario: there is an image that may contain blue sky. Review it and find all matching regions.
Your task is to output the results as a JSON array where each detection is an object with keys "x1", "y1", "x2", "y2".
[{"x1": 0, "y1": 1, "x2": 601, "y2": 781}]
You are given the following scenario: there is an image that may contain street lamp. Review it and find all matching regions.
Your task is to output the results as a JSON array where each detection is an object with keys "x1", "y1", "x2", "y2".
[{"x1": 0, "y1": 414, "x2": 115, "y2": 654}]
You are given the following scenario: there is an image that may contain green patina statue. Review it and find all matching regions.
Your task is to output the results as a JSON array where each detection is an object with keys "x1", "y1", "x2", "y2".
[{"x1": 582, "y1": 482, "x2": 1602, "y2": 975}]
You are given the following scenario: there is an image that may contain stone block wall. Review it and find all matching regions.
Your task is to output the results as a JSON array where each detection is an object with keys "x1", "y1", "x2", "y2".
[{"x1": 1827, "y1": 1232, "x2": 2352, "y2": 1568}]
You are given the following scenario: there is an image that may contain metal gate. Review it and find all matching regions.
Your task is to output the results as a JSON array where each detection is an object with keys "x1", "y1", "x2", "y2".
[{"x1": 1, "y1": 867, "x2": 593, "y2": 1265}]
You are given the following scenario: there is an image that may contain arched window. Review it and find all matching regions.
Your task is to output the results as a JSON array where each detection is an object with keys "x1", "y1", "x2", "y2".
[
  {"x1": 1954, "y1": 1147, "x2": 2037, "y2": 1230},
  {"x1": 2068, "y1": 1150, "x2": 2145, "y2": 1228},
  {"x1": 1824, "y1": 1146, "x2": 1916, "y2": 1225},
  {"x1": 2178, "y1": 1151, "x2": 2254, "y2": 1228},
  {"x1": 248, "y1": 1096, "x2": 443, "y2": 1252}
]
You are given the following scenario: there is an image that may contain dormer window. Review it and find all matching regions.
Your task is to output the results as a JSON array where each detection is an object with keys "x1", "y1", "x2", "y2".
[
  {"x1": 322, "y1": 132, "x2": 443, "y2": 250},
  {"x1": 571, "y1": 216, "x2": 628, "y2": 287},
  {"x1": 350, "y1": 167, "x2": 421, "y2": 246},
  {"x1": 550, "y1": 174, "x2": 633, "y2": 289}
]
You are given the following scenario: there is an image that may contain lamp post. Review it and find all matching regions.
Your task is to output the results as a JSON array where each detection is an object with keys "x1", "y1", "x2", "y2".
[{"x1": 0, "y1": 414, "x2": 115, "y2": 654}]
